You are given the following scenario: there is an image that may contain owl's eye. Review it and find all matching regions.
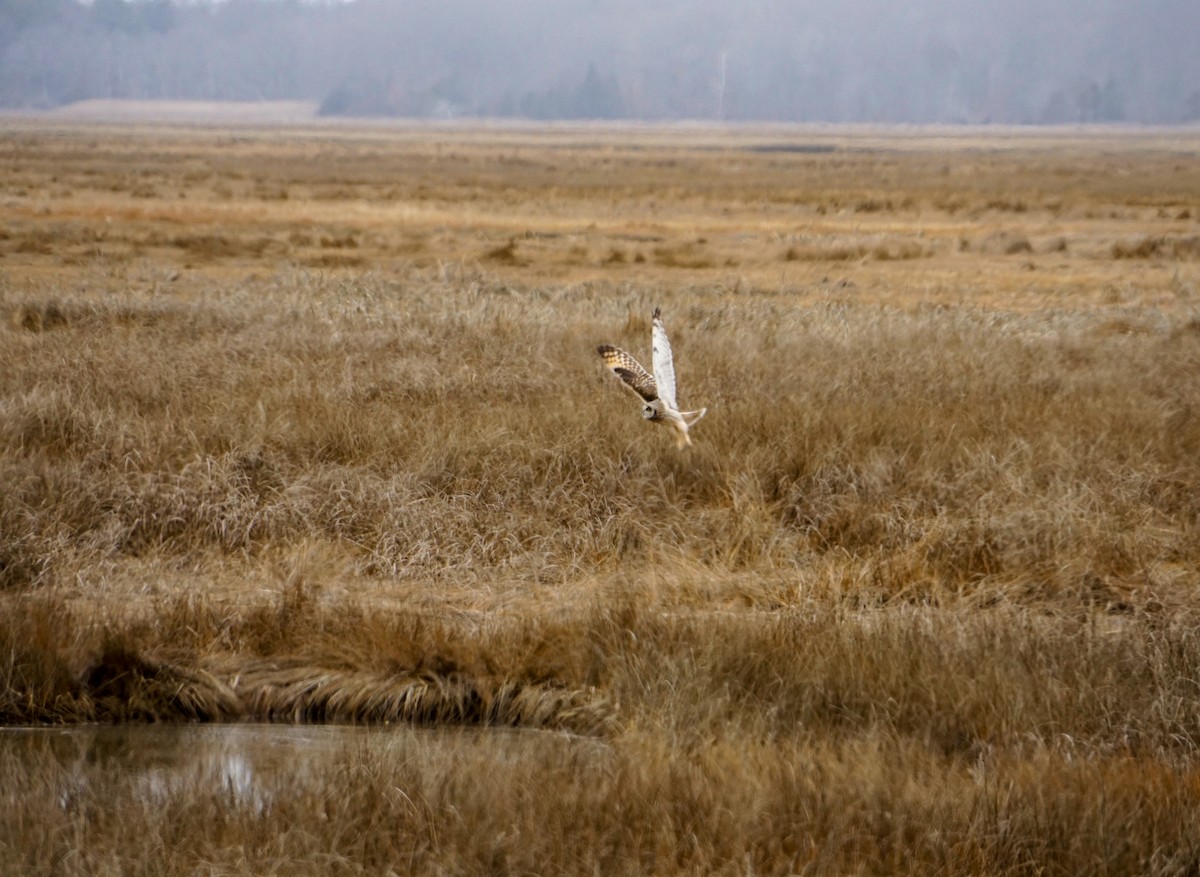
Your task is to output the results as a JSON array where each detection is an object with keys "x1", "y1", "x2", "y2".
[{"x1": 643, "y1": 405, "x2": 655, "y2": 419}]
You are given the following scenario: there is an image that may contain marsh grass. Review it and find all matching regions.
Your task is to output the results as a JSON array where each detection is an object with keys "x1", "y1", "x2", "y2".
[
  {"x1": 5, "y1": 273, "x2": 1200, "y2": 871},
  {"x1": 6, "y1": 592, "x2": 1200, "y2": 875},
  {"x1": 6, "y1": 725, "x2": 1200, "y2": 877},
  {"x1": 2, "y1": 121, "x2": 1200, "y2": 873},
  {"x1": 4, "y1": 278, "x2": 1197, "y2": 603}
]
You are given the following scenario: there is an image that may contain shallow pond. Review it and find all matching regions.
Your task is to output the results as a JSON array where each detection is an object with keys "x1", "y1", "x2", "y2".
[{"x1": 0, "y1": 722, "x2": 607, "y2": 810}]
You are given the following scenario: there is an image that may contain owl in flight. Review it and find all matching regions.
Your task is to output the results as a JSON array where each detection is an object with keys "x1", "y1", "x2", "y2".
[{"x1": 598, "y1": 307, "x2": 707, "y2": 448}]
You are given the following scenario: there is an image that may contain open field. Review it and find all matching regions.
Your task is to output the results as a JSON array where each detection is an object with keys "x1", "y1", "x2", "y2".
[{"x1": 3, "y1": 117, "x2": 1200, "y2": 874}]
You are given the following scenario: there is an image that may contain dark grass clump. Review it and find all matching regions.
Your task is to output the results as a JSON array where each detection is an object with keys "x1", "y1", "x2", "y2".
[{"x1": 0, "y1": 591, "x2": 616, "y2": 734}]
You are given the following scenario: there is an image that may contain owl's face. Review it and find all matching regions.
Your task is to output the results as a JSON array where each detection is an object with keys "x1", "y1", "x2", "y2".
[{"x1": 642, "y1": 403, "x2": 658, "y2": 420}]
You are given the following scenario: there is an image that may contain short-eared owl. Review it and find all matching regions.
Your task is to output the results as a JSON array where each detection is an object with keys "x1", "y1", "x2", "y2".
[{"x1": 597, "y1": 307, "x2": 707, "y2": 448}]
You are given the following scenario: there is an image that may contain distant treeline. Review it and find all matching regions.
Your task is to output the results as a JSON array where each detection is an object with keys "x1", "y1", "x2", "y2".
[{"x1": 2, "y1": 0, "x2": 1198, "y2": 123}]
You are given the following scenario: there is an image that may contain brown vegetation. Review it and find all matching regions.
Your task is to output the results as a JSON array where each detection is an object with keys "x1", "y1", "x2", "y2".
[{"x1": 2, "y1": 119, "x2": 1200, "y2": 874}]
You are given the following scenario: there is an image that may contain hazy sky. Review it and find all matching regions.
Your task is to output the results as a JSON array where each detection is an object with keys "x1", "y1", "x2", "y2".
[{"x1": 2, "y1": 0, "x2": 1198, "y2": 123}]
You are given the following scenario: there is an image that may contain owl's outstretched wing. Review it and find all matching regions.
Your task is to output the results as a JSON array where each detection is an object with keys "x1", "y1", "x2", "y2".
[
  {"x1": 650, "y1": 307, "x2": 677, "y2": 410},
  {"x1": 597, "y1": 344, "x2": 658, "y2": 402}
]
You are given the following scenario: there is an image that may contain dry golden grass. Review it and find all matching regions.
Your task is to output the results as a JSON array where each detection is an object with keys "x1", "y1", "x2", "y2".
[{"x1": 2, "y1": 118, "x2": 1200, "y2": 874}]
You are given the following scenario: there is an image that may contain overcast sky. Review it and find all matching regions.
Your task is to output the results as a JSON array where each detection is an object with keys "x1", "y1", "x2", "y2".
[{"x1": 2, "y1": 0, "x2": 1198, "y2": 123}]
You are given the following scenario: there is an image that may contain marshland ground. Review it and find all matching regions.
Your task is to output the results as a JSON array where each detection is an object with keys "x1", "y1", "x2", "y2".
[{"x1": 3, "y1": 113, "x2": 1200, "y2": 874}]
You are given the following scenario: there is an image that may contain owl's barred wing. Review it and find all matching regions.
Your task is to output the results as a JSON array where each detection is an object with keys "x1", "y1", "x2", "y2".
[
  {"x1": 650, "y1": 307, "x2": 678, "y2": 410},
  {"x1": 597, "y1": 344, "x2": 658, "y2": 402}
]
